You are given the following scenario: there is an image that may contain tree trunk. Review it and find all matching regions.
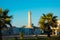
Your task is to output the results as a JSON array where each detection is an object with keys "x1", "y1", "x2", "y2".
[
  {"x1": 0, "y1": 29, "x2": 2, "y2": 40},
  {"x1": 47, "y1": 34, "x2": 50, "y2": 37}
]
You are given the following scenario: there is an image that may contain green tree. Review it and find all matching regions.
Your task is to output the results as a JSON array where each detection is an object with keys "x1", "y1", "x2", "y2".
[
  {"x1": 38, "y1": 13, "x2": 58, "y2": 37},
  {"x1": 2, "y1": 9, "x2": 12, "y2": 28},
  {"x1": 22, "y1": 25, "x2": 26, "y2": 28},
  {"x1": 0, "y1": 8, "x2": 12, "y2": 40}
]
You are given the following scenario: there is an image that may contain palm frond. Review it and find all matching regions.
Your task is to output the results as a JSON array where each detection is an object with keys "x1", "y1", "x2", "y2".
[
  {"x1": 52, "y1": 16, "x2": 57, "y2": 19},
  {"x1": 3, "y1": 9, "x2": 9, "y2": 16},
  {"x1": 43, "y1": 14, "x2": 46, "y2": 17},
  {"x1": 47, "y1": 13, "x2": 53, "y2": 17}
]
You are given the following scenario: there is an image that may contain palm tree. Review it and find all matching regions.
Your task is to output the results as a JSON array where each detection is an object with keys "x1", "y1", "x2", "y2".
[
  {"x1": 0, "y1": 8, "x2": 4, "y2": 40},
  {"x1": 2, "y1": 9, "x2": 12, "y2": 28},
  {"x1": 38, "y1": 13, "x2": 58, "y2": 37},
  {"x1": 0, "y1": 8, "x2": 12, "y2": 40}
]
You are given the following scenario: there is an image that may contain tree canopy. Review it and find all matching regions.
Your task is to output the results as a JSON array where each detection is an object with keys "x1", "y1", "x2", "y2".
[
  {"x1": 0, "y1": 8, "x2": 12, "y2": 29},
  {"x1": 38, "y1": 13, "x2": 58, "y2": 30}
]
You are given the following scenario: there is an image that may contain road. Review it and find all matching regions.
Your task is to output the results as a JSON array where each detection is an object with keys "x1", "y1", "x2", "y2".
[
  {"x1": 2, "y1": 35, "x2": 59, "y2": 38},
  {"x1": 2, "y1": 35, "x2": 60, "y2": 40}
]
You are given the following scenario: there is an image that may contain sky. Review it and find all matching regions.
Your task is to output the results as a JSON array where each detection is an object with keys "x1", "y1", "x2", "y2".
[{"x1": 0, "y1": 0, "x2": 60, "y2": 27}]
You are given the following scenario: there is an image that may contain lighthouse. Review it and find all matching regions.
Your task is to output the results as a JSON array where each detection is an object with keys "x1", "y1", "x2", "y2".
[{"x1": 27, "y1": 10, "x2": 32, "y2": 28}]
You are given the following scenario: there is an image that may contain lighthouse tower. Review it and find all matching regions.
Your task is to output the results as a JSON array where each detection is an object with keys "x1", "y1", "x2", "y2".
[{"x1": 27, "y1": 10, "x2": 32, "y2": 28}]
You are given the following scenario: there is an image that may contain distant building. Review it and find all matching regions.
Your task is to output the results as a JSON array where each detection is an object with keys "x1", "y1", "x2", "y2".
[
  {"x1": 57, "y1": 20, "x2": 60, "y2": 27},
  {"x1": 57, "y1": 20, "x2": 60, "y2": 34},
  {"x1": 51, "y1": 20, "x2": 60, "y2": 35}
]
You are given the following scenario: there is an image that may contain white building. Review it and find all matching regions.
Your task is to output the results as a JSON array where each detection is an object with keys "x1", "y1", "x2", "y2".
[{"x1": 51, "y1": 20, "x2": 60, "y2": 35}]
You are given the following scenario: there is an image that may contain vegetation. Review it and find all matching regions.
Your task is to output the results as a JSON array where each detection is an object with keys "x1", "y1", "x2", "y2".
[
  {"x1": 38, "y1": 13, "x2": 58, "y2": 37},
  {"x1": 0, "y1": 8, "x2": 59, "y2": 40},
  {"x1": 22, "y1": 25, "x2": 26, "y2": 28},
  {"x1": 0, "y1": 8, "x2": 12, "y2": 40},
  {"x1": 20, "y1": 32, "x2": 24, "y2": 39}
]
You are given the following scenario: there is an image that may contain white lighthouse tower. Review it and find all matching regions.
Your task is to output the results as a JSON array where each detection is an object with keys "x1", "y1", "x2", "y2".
[{"x1": 27, "y1": 10, "x2": 32, "y2": 28}]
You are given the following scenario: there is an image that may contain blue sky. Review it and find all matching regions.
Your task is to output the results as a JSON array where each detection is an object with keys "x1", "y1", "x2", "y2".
[{"x1": 0, "y1": 0, "x2": 60, "y2": 27}]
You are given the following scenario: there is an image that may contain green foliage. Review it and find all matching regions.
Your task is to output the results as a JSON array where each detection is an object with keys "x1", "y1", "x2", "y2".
[
  {"x1": 0, "y1": 8, "x2": 13, "y2": 40},
  {"x1": 38, "y1": 13, "x2": 58, "y2": 29},
  {"x1": 22, "y1": 25, "x2": 26, "y2": 28},
  {"x1": 38, "y1": 13, "x2": 58, "y2": 37},
  {"x1": 0, "y1": 8, "x2": 12, "y2": 29},
  {"x1": 20, "y1": 32, "x2": 24, "y2": 39}
]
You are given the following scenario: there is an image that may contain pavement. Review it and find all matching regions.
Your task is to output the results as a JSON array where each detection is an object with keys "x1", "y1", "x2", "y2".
[{"x1": 2, "y1": 35, "x2": 59, "y2": 38}]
